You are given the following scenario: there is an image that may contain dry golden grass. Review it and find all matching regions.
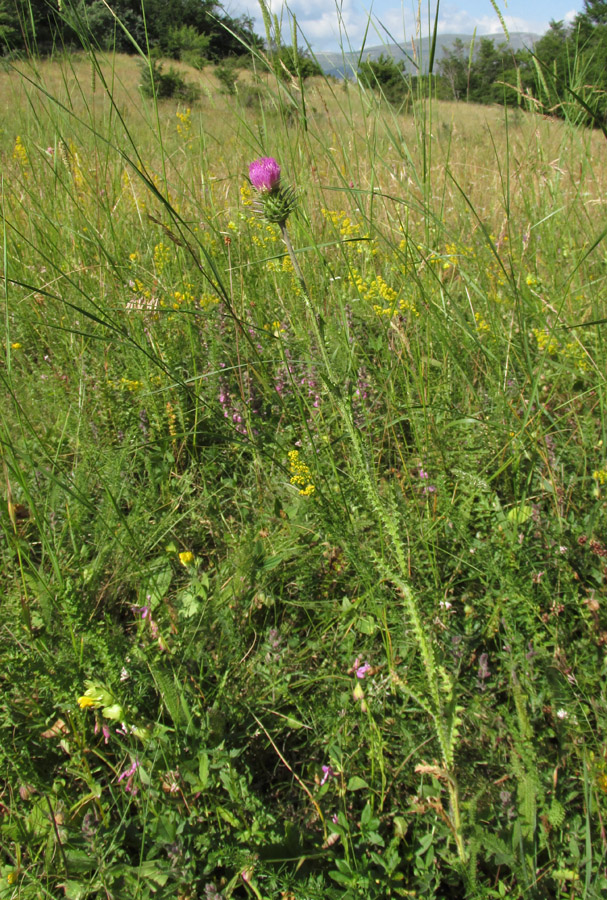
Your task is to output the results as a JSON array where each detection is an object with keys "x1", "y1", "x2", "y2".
[{"x1": 2, "y1": 52, "x2": 606, "y2": 273}]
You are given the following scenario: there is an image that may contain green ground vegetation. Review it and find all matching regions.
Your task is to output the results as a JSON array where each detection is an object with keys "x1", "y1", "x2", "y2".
[{"x1": 1, "y1": 18, "x2": 607, "y2": 900}]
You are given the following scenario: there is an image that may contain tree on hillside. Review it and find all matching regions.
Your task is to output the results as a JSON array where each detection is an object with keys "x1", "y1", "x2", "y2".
[
  {"x1": 272, "y1": 44, "x2": 322, "y2": 81},
  {"x1": 0, "y1": 0, "x2": 17, "y2": 47},
  {"x1": 466, "y1": 38, "x2": 511, "y2": 104},
  {"x1": 5, "y1": 0, "x2": 261, "y2": 60},
  {"x1": 578, "y1": 0, "x2": 607, "y2": 26},
  {"x1": 438, "y1": 37, "x2": 468, "y2": 100},
  {"x1": 357, "y1": 53, "x2": 409, "y2": 105},
  {"x1": 572, "y1": 0, "x2": 607, "y2": 123},
  {"x1": 523, "y1": 20, "x2": 571, "y2": 111}
]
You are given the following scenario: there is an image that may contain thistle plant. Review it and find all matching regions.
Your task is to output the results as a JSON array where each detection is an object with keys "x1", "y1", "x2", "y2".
[
  {"x1": 248, "y1": 157, "x2": 298, "y2": 227},
  {"x1": 249, "y1": 156, "x2": 465, "y2": 860}
]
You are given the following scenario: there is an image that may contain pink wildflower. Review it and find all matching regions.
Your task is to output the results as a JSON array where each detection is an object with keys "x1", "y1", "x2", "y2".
[
  {"x1": 249, "y1": 157, "x2": 281, "y2": 193},
  {"x1": 320, "y1": 764, "x2": 337, "y2": 785},
  {"x1": 118, "y1": 758, "x2": 140, "y2": 794},
  {"x1": 355, "y1": 660, "x2": 371, "y2": 679}
]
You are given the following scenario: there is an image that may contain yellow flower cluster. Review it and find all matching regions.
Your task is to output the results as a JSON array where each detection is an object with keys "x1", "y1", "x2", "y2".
[
  {"x1": 176, "y1": 107, "x2": 192, "y2": 139},
  {"x1": 349, "y1": 268, "x2": 419, "y2": 318},
  {"x1": 248, "y1": 216, "x2": 280, "y2": 250},
  {"x1": 322, "y1": 208, "x2": 361, "y2": 237},
  {"x1": 154, "y1": 242, "x2": 172, "y2": 274},
  {"x1": 532, "y1": 328, "x2": 558, "y2": 354},
  {"x1": 487, "y1": 261, "x2": 507, "y2": 298},
  {"x1": 288, "y1": 450, "x2": 315, "y2": 496},
  {"x1": 531, "y1": 329, "x2": 590, "y2": 371},
  {"x1": 166, "y1": 401, "x2": 177, "y2": 440},
  {"x1": 13, "y1": 135, "x2": 28, "y2": 168},
  {"x1": 589, "y1": 751, "x2": 607, "y2": 794},
  {"x1": 264, "y1": 320, "x2": 285, "y2": 335},
  {"x1": 172, "y1": 288, "x2": 195, "y2": 309},
  {"x1": 240, "y1": 183, "x2": 253, "y2": 208},
  {"x1": 108, "y1": 377, "x2": 144, "y2": 392},
  {"x1": 474, "y1": 312, "x2": 491, "y2": 335},
  {"x1": 593, "y1": 468, "x2": 607, "y2": 485},
  {"x1": 443, "y1": 243, "x2": 459, "y2": 270},
  {"x1": 441, "y1": 241, "x2": 474, "y2": 271},
  {"x1": 561, "y1": 340, "x2": 590, "y2": 372}
]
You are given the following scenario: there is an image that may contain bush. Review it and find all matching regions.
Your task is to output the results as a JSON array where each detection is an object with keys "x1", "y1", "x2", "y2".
[
  {"x1": 273, "y1": 45, "x2": 322, "y2": 81},
  {"x1": 166, "y1": 24, "x2": 210, "y2": 70},
  {"x1": 139, "y1": 60, "x2": 200, "y2": 102},
  {"x1": 237, "y1": 83, "x2": 264, "y2": 109},
  {"x1": 215, "y1": 59, "x2": 239, "y2": 95},
  {"x1": 357, "y1": 53, "x2": 410, "y2": 105}
]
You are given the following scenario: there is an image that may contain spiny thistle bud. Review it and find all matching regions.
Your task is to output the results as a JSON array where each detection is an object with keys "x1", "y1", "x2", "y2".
[{"x1": 248, "y1": 156, "x2": 297, "y2": 226}]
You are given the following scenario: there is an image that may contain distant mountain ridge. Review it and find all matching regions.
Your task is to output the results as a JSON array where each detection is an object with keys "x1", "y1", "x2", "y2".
[{"x1": 315, "y1": 32, "x2": 540, "y2": 79}]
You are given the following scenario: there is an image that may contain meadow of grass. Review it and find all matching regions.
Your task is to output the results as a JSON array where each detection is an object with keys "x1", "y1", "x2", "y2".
[{"x1": 1, "y1": 34, "x2": 607, "y2": 900}]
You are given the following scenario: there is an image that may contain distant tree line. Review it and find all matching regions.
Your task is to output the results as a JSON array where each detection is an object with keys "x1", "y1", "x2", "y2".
[
  {"x1": 0, "y1": 0, "x2": 262, "y2": 63},
  {"x1": 358, "y1": 0, "x2": 607, "y2": 128},
  {"x1": 0, "y1": 0, "x2": 326, "y2": 90}
]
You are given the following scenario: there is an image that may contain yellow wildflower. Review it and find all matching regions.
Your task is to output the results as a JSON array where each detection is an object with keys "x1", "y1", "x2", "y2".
[
  {"x1": 13, "y1": 135, "x2": 28, "y2": 168},
  {"x1": 176, "y1": 107, "x2": 192, "y2": 139},
  {"x1": 77, "y1": 696, "x2": 96, "y2": 709},
  {"x1": 288, "y1": 450, "x2": 315, "y2": 496},
  {"x1": 179, "y1": 551, "x2": 195, "y2": 567}
]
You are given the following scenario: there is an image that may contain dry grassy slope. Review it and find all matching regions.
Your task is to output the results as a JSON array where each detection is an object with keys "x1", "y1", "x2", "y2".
[{"x1": 1, "y1": 53, "x2": 605, "y2": 258}]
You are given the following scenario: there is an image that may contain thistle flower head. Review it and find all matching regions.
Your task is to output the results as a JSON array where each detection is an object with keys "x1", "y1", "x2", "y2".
[
  {"x1": 249, "y1": 156, "x2": 281, "y2": 193},
  {"x1": 248, "y1": 156, "x2": 297, "y2": 225}
]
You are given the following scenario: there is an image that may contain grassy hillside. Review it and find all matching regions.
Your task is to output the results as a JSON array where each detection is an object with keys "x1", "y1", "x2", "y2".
[{"x1": 1, "y1": 50, "x2": 607, "y2": 900}]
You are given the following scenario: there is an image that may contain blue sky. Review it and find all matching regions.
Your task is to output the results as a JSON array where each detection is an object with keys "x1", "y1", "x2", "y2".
[{"x1": 223, "y1": 0, "x2": 582, "y2": 52}]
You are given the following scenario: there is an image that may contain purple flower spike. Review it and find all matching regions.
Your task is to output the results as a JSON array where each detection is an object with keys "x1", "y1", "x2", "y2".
[{"x1": 249, "y1": 157, "x2": 281, "y2": 193}]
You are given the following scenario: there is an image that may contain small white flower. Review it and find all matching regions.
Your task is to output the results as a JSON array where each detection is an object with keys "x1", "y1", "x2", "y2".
[
  {"x1": 120, "y1": 667, "x2": 129, "y2": 682},
  {"x1": 556, "y1": 708, "x2": 567, "y2": 720}
]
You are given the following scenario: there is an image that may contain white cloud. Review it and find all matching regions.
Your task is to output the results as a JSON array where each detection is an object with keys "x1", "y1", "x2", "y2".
[
  {"x1": 435, "y1": 4, "x2": 550, "y2": 37},
  {"x1": 223, "y1": 1, "x2": 554, "y2": 51},
  {"x1": 224, "y1": 0, "x2": 418, "y2": 51}
]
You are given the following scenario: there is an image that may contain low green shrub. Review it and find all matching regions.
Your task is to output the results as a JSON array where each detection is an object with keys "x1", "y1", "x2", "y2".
[{"x1": 139, "y1": 60, "x2": 200, "y2": 102}]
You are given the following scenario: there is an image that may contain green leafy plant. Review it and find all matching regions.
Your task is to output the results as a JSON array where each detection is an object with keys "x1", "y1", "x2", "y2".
[{"x1": 139, "y1": 59, "x2": 200, "y2": 101}]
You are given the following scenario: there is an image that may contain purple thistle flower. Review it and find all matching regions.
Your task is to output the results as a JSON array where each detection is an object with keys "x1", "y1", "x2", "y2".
[{"x1": 249, "y1": 157, "x2": 281, "y2": 193}]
